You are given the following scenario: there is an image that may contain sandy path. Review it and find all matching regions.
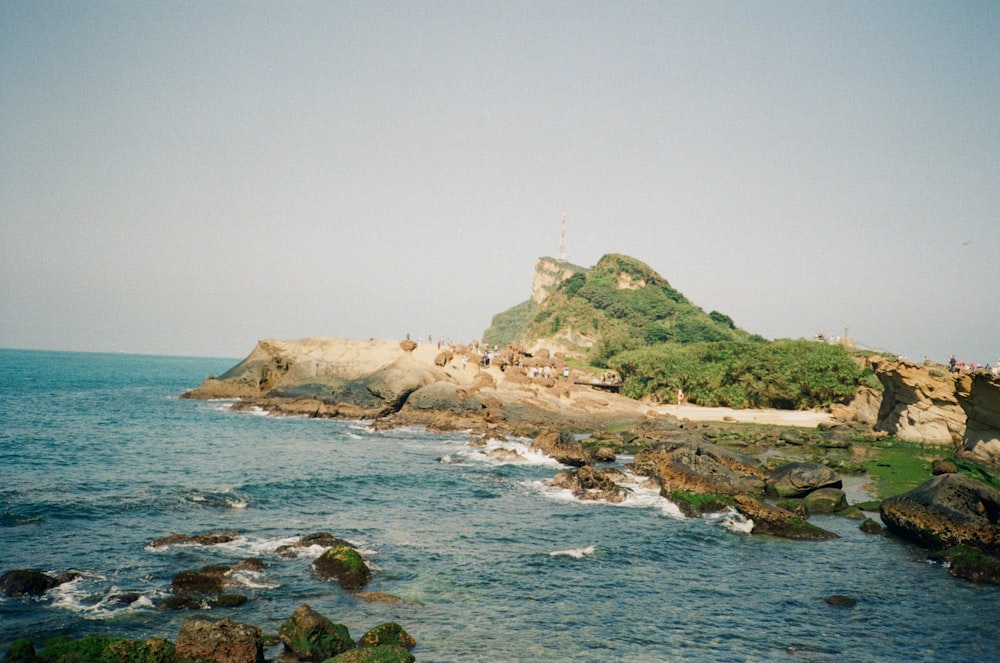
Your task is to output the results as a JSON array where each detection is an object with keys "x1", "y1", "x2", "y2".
[{"x1": 657, "y1": 404, "x2": 833, "y2": 428}]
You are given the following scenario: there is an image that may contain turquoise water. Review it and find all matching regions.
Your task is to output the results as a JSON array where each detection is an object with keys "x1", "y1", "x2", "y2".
[{"x1": 1, "y1": 348, "x2": 999, "y2": 662}]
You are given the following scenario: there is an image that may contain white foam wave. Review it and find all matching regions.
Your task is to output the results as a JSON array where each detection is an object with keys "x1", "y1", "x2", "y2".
[
  {"x1": 549, "y1": 545, "x2": 596, "y2": 558},
  {"x1": 526, "y1": 469, "x2": 685, "y2": 519},
  {"x1": 227, "y1": 569, "x2": 280, "y2": 590},
  {"x1": 718, "y1": 509, "x2": 754, "y2": 534},
  {"x1": 452, "y1": 438, "x2": 563, "y2": 467},
  {"x1": 49, "y1": 576, "x2": 157, "y2": 620}
]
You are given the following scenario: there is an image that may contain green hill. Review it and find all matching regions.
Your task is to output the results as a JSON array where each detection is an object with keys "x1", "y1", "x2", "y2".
[
  {"x1": 482, "y1": 253, "x2": 864, "y2": 409},
  {"x1": 484, "y1": 253, "x2": 753, "y2": 356}
]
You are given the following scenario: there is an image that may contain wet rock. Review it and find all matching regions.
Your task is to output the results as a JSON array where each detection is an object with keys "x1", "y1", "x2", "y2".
[
  {"x1": 732, "y1": 496, "x2": 839, "y2": 540},
  {"x1": 0, "y1": 569, "x2": 61, "y2": 597},
  {"x1": 313, "y1": 545, "x2": 371, "y2": 590},
  {"x1": 176, "y1": 616, "x2": 264, "y2": 663},
  {"x1": 859, "y1": 518, "x2": 884, "y2": 535},
  {"x1": 634, "y1": 439, "x2": 765, "y2": 497},
  {"x1": 929, "y1": 545, "x2": 1000, "y2": 584},
  {"x1": 149, "y1": 529, "x2": 240, "y2": 548},
  {"x1": 276, "y1": 532, "x2": 354, "y2": 557},
  {"x1": 803, "y1": 487, "x2": 848, "y2": 514},
  {"x1": 531, "y1": 430, "x2": 589, "y2": 467},
  {"x1": 550, "y1": 466, "x2": 630, "y2": 503},
  {"x1": 279, "y1": 604, "x2": 354, "y2": 661},
  {"x1": 765, "y1": 462, "x2": 842, "y2": 499},
  {"x1": 879, "y1": 473, "x2": 1000, "y2": 554},
  {"x1": 171, "y1": 570, "x2": 224, "y2": 597}
]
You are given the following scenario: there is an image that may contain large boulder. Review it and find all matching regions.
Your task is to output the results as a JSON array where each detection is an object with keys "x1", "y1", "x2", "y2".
[
  {"x1": 879, "y1": 473, "x2": 1000, "y2": 554},
  {"x1": 732, "y1": 496, "x2": 839, "y2": 540},
  {"x1": 532, "y1": 430, "x2": 590, "y2": 467},
  {"x1": 175, "y1": 617, "x2": 264, "y2": 663},
  {"x1": 632, "y1": 436, "x2": 765, "y2": 497},
  {"x1": 279, "y1": 604, "x2": 354, "y2": 661},
  {"x1": 765, "y1": 462, "x2": 842, "y2": 498}
]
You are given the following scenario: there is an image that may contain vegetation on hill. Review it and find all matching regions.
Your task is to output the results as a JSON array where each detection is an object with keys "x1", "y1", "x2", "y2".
[
  {"x1": 609, "y1": 339, "x2": 862, "y2": 409},
  {"x1": 481, "y1": 253, "x2": 869, "y2": 410}
]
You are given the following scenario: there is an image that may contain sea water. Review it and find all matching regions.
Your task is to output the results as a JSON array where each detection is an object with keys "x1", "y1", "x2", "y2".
[{"x1": 1, "y1": 348, "x2": 999, "y2": 662}]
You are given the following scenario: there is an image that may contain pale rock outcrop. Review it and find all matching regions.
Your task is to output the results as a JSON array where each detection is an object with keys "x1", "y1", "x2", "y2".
[
  {"x1": 871, "y1": 357, "x2": 966, "y2": 445},
  {"x1": 531, "y1": 256, "x2": 582, "y2": 304},
  {"x1": 956, "y1": 373, "x2": 1000, "y2": 464},
  {"x1": 175, "y1": 617, "x2": 264, "y2": 663}
]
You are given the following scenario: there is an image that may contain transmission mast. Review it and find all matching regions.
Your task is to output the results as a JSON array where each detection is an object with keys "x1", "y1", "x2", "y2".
[{"x1": 558, "y1": 207, "x2": 567, "y2": 262}]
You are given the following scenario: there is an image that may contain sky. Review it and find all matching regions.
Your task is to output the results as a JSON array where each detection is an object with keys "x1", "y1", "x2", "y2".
[{"x1": 2, "y1": 2, "x2": 998, "y2": 363}]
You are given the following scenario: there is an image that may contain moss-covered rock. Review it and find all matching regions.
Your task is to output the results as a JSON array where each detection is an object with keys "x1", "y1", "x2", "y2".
[
  {"x1": 356, "y1": 623, "x2": 416, "y2": 650},
  {"x1": 666, "y1": 490, "x2": 735, "y2": 517},
  {"x1": 313, "y1": 545, "x2": 371, "y2": 590},
  {"x1": 929, "y1": 545, "x2": 1000, "y2": 584},
  {"x1": 803, "y1": 487, "x2": 847, "y2": 514},
  {"x1": 733, "y1": 496, "x2": 839, "y2": 540},
  {"x1": 1, "y1": 638, "x2": 38, "y2": 663},
  {"x1": 279, "y1": 604, "x2": 354, "y2": 661}
]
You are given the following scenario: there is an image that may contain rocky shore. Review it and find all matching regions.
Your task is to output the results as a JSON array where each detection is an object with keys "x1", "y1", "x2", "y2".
[{"x1": 179, "y1": 337, "x2": 1000, "y2": 588}]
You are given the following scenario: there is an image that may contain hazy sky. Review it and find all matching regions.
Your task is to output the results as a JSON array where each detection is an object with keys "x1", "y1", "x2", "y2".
[{"x1": 2, "y1": 2, "x2": 997, "y2": 362}]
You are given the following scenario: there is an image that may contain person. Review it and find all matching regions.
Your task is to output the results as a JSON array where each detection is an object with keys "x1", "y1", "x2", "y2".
[
  {"x1": 677, "y1": 389, "x2": 684, "y2": 405},
  {"x1": 563, "y1": 366, "x2": 569, "y2": 380},
  {"x1": 462, "y1": 355, "x2": 468, "y2": 370},
  {"x1": 949, "y1": 355, "x2": 957, "y2": 373}
]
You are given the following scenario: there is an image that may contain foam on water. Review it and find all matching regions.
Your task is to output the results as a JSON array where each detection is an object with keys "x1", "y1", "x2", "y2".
[{"x1": 549, "y1": 545, "x2": 596, "y2": 558}]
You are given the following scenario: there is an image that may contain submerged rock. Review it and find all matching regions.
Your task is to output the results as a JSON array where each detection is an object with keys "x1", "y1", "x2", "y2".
[{"x1": 149, "y1": 529, "x2": 240, "y2": 548}]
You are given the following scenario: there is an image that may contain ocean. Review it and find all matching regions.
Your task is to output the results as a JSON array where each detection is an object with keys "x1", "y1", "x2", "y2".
[{"x1": 1, "y1": 348, "x2": 998, "y2": 662}]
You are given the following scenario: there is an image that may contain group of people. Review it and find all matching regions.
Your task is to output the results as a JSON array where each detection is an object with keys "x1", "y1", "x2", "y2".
[{"x1": 949, "y1": 355, "x2": 1000, "y2": 377}]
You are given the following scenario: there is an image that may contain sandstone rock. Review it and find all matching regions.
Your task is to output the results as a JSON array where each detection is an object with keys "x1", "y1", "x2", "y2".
[
  {"x1": 956, "y1": 372, "x2": 1000, "y2": 464},
  {"x1": 279, "y1": 604, "x2": 354, "y2": 661},
  {"x1": 871, "y1": 357, "x2": 966, "y2": 445},
  {"x1": 434, "y1": 350, "x2": 453, "y2": 366},
  {"x1": 532, "y1": 430, "x2": 590, "y2": 467},
  {"x1": 765, "y1": 462, "x2": 842, "y2": 499},
  {"x1": 732, "y1": 496, "x2": 839, "y2": 540},
  {"x1": 879, "y1": 473, "x2": 1000, "y2": 554},
  {"x1": 175, "y1": 617, "x2": 264, "y2": 663},
  {"x1": 313, "y1": 544, "x2": 371, "y2": 590},
  {"x1": 399, "y1": 339, "x2": 416, "y2": 352},
  {"x1": 803, "y1": 487, "x2": 847, "y2": 514}
]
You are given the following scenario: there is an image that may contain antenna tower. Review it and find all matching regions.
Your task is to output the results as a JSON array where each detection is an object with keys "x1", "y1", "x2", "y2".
[{"x1": 558, "y1": 208, "x2": 567, "y2": 262}]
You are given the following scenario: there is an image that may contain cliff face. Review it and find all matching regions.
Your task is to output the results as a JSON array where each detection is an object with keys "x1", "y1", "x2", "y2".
[
  {"x1": 531, "y1": 257, "x2": 583, "y2": 304},
  {"x1": 956, "y1": 372, "x2": 1000, "y2": 463},
  {"x1": 871, "y1": 357, "x2": 1000, "y2": 463}
]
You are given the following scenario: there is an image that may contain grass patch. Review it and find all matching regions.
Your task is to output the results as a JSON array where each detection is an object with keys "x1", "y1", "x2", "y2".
[{"x1": 862, "y1": 438, "x2": 950, "y2": 498}]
